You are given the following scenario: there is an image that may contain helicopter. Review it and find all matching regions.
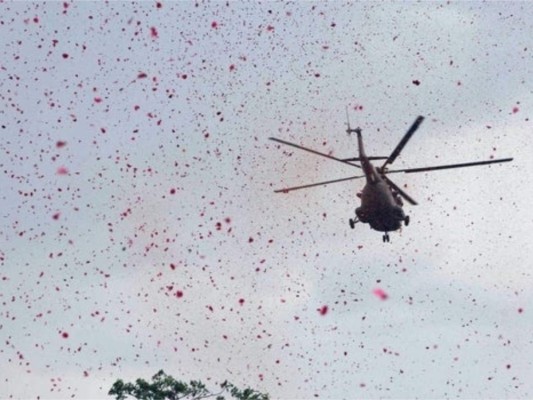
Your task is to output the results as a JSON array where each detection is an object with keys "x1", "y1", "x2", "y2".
[{"x1": 269, "y1": 114, "x2": 513, "y2": 242}]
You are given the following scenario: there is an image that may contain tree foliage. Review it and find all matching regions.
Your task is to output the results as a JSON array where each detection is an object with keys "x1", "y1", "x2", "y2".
[{"x1": 109, "y1": 370, "x2": 270, "y2": 400}]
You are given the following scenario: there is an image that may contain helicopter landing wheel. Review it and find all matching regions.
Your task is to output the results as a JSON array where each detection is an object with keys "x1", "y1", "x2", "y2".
[
  {"x1": 404, "y1": 215, "x2": 410, "y2": 226},
  {"x1": 349, "y1": 218, "x2": 355, "y2": 229}
]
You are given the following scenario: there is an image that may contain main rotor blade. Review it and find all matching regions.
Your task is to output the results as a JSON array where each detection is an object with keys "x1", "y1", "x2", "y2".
[
  {"x1": 274, "y1": 175, "x2": 365, "y2": 193},
  {"x1": 386, "y1": 157, "x2": 514, "y2": 174},
  {"x1": 269, "y1": 137, "x2": 361, "y2": 169},
  {"x1": 382, "y1": 116, "x2": 424, "y2": 170},
  {"x1": 342, "y1": 156, "x2": 388, "y2": 162},
  {"x1": 382, "y1": 175, "x2": 418, "y2": 205}
]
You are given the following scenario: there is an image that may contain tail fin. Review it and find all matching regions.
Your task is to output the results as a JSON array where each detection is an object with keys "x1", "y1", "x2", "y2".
[
  {"x1": 345, "y1": 107, "x2": 359, "y2": 135},
  {"x1": 345, "y1": 106, "x2": 365, "y2": 158}
]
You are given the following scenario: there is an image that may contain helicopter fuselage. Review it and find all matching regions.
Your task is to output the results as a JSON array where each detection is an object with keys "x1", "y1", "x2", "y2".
[
  {"x1": 357, "y1": 178, "x2": 405, "y2": 232},
  {"x1": 354, "y1": 130, "x2": 406, "y2": 233}
]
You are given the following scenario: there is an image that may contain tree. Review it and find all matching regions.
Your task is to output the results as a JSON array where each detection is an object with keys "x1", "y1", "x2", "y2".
[{"x1": 108, "y1": 370, "x2": 270, "y2": 400}]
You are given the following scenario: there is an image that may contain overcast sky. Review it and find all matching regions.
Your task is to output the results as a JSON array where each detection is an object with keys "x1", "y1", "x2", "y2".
[{"x1": 1, "y1": 1, "x2": 532, "y2": 399}]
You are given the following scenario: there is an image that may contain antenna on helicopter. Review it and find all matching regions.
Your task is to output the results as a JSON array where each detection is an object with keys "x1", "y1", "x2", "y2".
[{"x1": 345, "y1": 106, "x2": 361, "y2": 135}]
